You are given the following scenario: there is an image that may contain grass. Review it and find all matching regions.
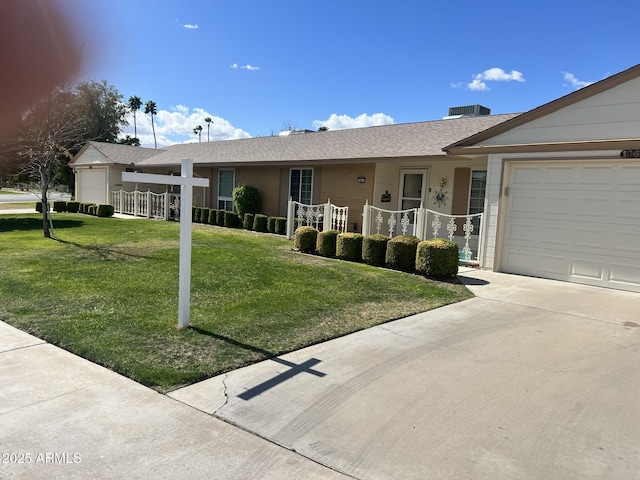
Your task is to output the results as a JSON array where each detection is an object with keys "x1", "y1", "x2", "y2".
[
  {"x1": 0, "y1": 202, "x2": 36, "y2": 209},
  {"x1": 0, "y1": 213, "x2": 473, "y2": 392}
]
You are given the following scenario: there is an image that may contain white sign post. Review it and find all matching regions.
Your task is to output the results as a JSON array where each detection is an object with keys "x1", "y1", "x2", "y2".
[{"x1": 122, "y1": 158, "x2": 209, "y2": 328}]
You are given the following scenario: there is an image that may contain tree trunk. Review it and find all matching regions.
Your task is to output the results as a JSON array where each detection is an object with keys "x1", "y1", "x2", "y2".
[{"x1": 40, "y1": 167, "x2": 51, "y2": 238}]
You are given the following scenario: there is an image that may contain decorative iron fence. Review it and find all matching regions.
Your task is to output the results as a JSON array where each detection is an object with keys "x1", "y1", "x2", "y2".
[
  {"x1": 362, "y1": 201, "x2": 483, "y2": 262},
  {"x1": 111, "y1": 190, "x2": 173, "y2": 220},
  {"x1": 286, "y1": 199, "x2": 349, "y2": 240}
]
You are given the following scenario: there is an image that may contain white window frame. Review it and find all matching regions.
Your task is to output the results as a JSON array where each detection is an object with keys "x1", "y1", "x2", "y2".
[
  {"x1": 468, "y1": 169, "x2": 487, "y2": 234},
  {"x1": 289, "y1": 168, "x2": 314, "y2": 204},
  {"x1": 218, "y1": 169, "x2": 235, "y2": 211}
]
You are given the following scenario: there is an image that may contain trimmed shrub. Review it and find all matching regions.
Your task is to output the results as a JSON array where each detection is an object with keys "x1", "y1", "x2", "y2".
[
  {"x1": 224, "y1": 211, "x2": 240, "y2": 228},
  {"x1": 97, "y1": 204, "x2": 114, "y2": 217},
  {"x1": 194, "y1": 207, "x2": 203, "y2": 223},
  {"x1": 66, "y1": 201, "x2": 79, "y2": 213},
  {"x1": 362, "y1": 234, "x2": 390, "y2": 266},
  {"x1": 274, "y1": 217, "x2": 287, "y2": 235},
  {"x1": 192, "y1": 206, "x2": 197, "y2": 221},
  {"x1": 243, "y1": 213, "x2": 255, "y2": 230},
  {"x1": 267, "y1": 216, "x2": 277, "y2": 233},
  {"x1": 253, "y1": 214, "x2": 268, "y2": 232},
  {"x1": 294, "y1": 226, "x2": 318, "y2": 253},
  {"x1": 208, "y1": 208, "x2": 218, "y2": 225},
  {"x1": 53, "y1": 201, "x2": 67, "y2": 213},
  {"x1": 232, "y1": 185, "x2": 260, "y2": 218},
  {"x1": 200, "y1": 208, "x2": 211, "y2": 224},
  {"x1": 216, "y1": 209, "x2": 225, "y2": 226},
  {"x1": 87, "y1": 204, "x2": 97, "y2": 216},
  {"x1": 316, "y1": 230, "x2": 339, "y2": 257},
  {"x1": 415, "y1": 238, "x2": 459, "y2": 277},
  {"x1": 35, "y1": 201, "x2": 43, "y2": 213},
  {"x1": 336, "y1": 232, "x2": 364, "y2": 261},
  {"x1": 385, "y1": 235, "x2": 420, "y2": 272}
]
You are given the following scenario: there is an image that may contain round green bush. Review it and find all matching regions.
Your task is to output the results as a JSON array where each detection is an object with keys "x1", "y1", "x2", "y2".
[
  {"x1": 294, "y1": 226, "x2": 318, "y2": 252},
  {"x1": 224, "y1": 211, "x2": 240, "y2": 228},
  {"x1": 216, "y1": 209, "x2": 225, "y2": 226},
  {"x1": 275, "y1": 217, "x2": 287, "y2": 235},
  {"x1": 53, "y1": 201, "x2": 67, "y2": 213},
  {"x1": 316, "y1": 230, "x2": 339, "y2": 257},
  {"x1": 415, "y1": 238, "x2": 459, "y2": 276},
  {"x1": 243, "y1": 213, "x2": 255, "y2": 230},
  {"x1": 267, "y1": 216, "x2": 277, "y2": 233},
  {"x1": 336, "y1": 232, "x2": 364, "y2": 261},
  {"x1": 253, "y1": 214, "x2": 268, "y2": 232},
  {"x1": 97, "y1": 204, "x2": 114, "y2": 217},
  {"x1": 362, "y1": 234, "x2": 390, "y2": 266},
  {"x1": 233, "y1": 185, "x2": 260, "y2": 218},
  {"x1": 208, "y1": 208, "x2": 218, "y2": 225},
  {"x1": 385, "y1": 235, "x2": 420, "y2": 272}
]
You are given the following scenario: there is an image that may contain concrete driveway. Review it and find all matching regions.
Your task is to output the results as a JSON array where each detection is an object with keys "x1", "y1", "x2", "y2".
[{"x1": 171, "y1": 269, "x2": 640, "y2": 479}]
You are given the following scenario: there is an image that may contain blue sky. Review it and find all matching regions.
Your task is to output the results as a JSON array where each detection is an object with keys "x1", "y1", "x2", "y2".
[{"x1": 64, "y1": 0, "x2": 639, "y2": 148}]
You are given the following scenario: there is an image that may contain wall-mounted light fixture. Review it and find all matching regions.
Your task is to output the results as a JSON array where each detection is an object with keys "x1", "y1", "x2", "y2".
[
  {"x1": 381, "y1": 190, "x2": 391, "y2": 203},
  {"x1": 440, "y1": 177, "x2": 447, "y2": 188},
  {"x1": 357, "y1": 177, "x2": 366, "y2": 183}
]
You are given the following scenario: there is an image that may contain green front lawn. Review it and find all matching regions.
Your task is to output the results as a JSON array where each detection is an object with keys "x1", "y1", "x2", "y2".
[{"x1": 0, "y1": 214, "x2": 472, "y2": 392}]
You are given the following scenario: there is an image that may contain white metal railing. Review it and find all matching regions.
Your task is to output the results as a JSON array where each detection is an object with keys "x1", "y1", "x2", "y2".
[
  {"x1": 362, "y1": 201, "x2": 484, "y2": 262},
  {"x1": 111, "y1": 190, "x2": 173, "y2": 220},
  {"x1": 286, "y1": 199, "x2": 349, "y2": 240}
]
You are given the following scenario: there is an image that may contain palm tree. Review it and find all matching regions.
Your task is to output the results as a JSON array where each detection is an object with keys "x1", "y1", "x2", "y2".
[
  {"x1": 193, "y1": 125, "x2": 203, "y2": 142},
  {"x1": 144, "y1": 100, "x2": 157, "y2": 148},
  {"x1": 128, "y1": 96, "x2": 142, "y2": 140},
  {"x1": 204, "y1": 117, "x2": 212, "y2": 142}
]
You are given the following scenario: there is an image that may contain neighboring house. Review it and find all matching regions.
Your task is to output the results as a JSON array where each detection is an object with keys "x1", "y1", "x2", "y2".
[
  {"x1": 70, "y1": 63, "x2": 640, "y2": 294},
  {"x1": 446, "y1": 63, "x2": 640, "y2": 293},
  {"x1": 71, "y1": 112, "x2": 518, "y2": 232}
]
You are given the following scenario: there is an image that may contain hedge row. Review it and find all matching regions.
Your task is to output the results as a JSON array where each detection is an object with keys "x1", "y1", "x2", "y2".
[
  {"x1": 36, "y1": 201, "x2": 114, "y2": 217},
  {"x1": 191, "y1": 207, "x2": 287, "y2": 235},
  {"x1": 293, "y1": 227, "x2": 459, "y2": 277}
]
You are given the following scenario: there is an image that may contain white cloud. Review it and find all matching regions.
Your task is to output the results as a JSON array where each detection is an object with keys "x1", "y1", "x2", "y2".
[
  {"x1": 182, "y1": 23, "x2": 199, "y2": 29},
  {"x1": 461, "y1": 67, "x2": 525, "y2": 91},
  {"x1": 312, "y1": 113, "x2": 395, "y2": 131},
  {"x1": 562, "y1": 71, "x2": 593, "y2": 90},
  {"x1": 231, "y1": 63, "x2": 260, "y2": 71},
  {"x1": 122, "y1": 105, "x2": 251, "y2": 148}
]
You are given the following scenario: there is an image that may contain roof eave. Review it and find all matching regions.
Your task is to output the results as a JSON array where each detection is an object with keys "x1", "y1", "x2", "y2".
[{"x1": 447, "y1": 138, "x2": 640, "y2": 156}]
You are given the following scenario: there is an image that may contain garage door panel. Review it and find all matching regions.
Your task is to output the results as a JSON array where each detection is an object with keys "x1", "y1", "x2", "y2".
[
  {"x1": 608, "y1": 261, "x2": 640, "y2": 286},
  {"x1": 571, "y1": 258, "x2": 604, "y2": 281},
  {"x1": 501, "y1": 160, "x2": 640, "y2": 293}
]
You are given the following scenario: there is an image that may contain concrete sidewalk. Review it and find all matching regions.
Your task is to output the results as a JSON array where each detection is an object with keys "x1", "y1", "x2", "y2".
[
  {"x1": 3, "y1": 270, "x2": 639, "y2": 479},
  {"x1": 172, "y1": 269, "x2": 640, "y2": 479},
  {"x1": 0, "y1": 324, "x2": 348, "y2": 479}
]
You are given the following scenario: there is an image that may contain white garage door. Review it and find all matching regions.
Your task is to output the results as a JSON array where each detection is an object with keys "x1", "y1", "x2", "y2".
[
  {"x1": 501, "y1": 160, "x2": 640, "y2": 293},
  {"x1": 78, "y1": 168, "x2": 107, "y2": 204}
]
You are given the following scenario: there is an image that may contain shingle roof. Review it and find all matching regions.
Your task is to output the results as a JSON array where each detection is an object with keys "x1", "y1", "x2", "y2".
[
  {"x1": 75, "y1": 114, "x2": 521, "y2": 167},
  {"x1": 71, "y1": 141, "x2": 165, "y2": 165}
]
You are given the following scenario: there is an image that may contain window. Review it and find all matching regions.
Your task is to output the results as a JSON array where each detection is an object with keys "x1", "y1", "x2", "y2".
[
  {"x1": 469, "y1": 170, "x2": 487, "y2": 233},
  {"x1": 290, "y1": 168, "x2": 313, "y2": 204},
  {"x1": 218, "y1": 169, "x2": 235, "y2": 211}
]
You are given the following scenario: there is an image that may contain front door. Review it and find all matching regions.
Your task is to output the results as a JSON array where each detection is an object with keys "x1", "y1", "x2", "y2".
[{"x1": 397, "y1": 170, "x2": 427, "y2": 235}]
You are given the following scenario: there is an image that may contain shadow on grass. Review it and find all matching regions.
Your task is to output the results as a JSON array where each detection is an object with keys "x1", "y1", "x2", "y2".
[
  {"x1": 189, "y1": 326, "x2": 326, "y2": 400},
  {"x1": 53, "y1": 237, "x2": 148, "y2": 260},
  {"x1": 0, "y1": 216, "x2": 84, "y2": 232}
]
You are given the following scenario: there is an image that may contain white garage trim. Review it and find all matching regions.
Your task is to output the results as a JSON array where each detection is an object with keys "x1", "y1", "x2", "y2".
[
  {"x1": 498, "y1": 158, "x2": 640, "y2": 293},
  {"x1": 77, "y1": 167, "x2": 108, "y2": 205}
]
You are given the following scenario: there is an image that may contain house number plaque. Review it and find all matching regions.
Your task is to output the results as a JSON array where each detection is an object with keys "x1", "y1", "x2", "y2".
[{"x1": 620, "y1": 149, "x2": 640, "y2": 158}]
